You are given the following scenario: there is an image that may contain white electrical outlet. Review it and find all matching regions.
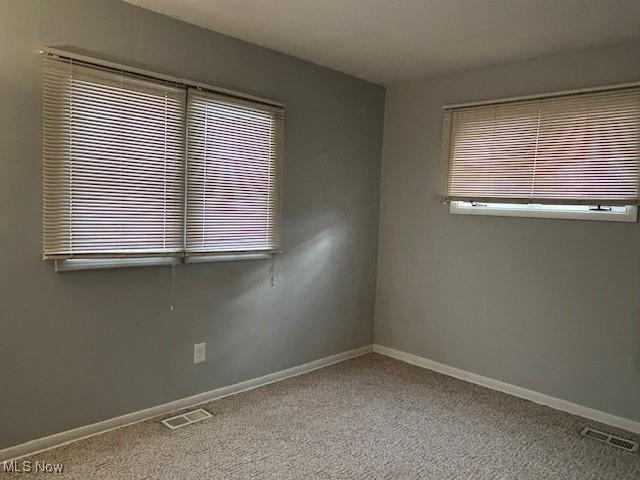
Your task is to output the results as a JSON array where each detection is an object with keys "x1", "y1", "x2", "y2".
[{"x1": 194, "y1": 343, "x2": 206, "y2": 364}]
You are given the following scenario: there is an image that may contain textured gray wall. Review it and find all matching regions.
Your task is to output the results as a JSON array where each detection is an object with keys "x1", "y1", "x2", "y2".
[
  {"x1": 376, "y1": 42, "x2": 640, "y2": 423},
  {"x1": 0, "y1": 0, "x2": 384, "y2": 449}
]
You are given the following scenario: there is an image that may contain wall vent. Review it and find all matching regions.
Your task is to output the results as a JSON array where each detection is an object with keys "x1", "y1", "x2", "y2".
[
  {"x1": 581, "y1": 427, "x2": 639, "y2": 452},
  {"x1": 161, "y1": 408, "x2": 212, "y2": 430}
]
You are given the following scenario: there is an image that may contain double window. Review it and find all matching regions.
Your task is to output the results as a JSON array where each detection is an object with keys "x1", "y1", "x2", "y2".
[
  {"x1": 42, "y1": 52, "x2": 284, "y2": 269},
  {"x1": 440, "y1": 85, "x2": 640, "y2": 221}
]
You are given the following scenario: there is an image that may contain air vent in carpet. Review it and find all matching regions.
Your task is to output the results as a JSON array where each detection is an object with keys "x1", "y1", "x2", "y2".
[
  {"x1": 581, "y1": 427, "x2": 638, "y2": 452},
  {"x1": 161, "y1": 408, "x2": 212, "y2": 430}
]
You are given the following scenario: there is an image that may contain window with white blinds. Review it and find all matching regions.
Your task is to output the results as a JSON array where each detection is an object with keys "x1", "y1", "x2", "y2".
[
  {"x1": 440, "y1": 86, "x2": 640, "y2": 206},
  {"x1": 42, "y1": 53, "x2": 284, "y2": 264},
  {"x1": 186, "y1": 91, "x2": 284, "y2": 256},
  {"x1": 43, "y1": 56, "x2": 186, "y2": 259}
]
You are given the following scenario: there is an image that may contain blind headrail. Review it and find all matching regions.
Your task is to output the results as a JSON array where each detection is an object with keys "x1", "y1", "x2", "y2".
[
  {"x1": 442, "y1": 80, "x2": 640, "y2": 110},
  {"x1": 40, "y1": 46, "x2": 285, "y2": 110}
]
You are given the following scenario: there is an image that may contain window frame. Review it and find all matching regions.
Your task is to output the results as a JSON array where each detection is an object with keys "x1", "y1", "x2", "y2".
[{"x1": 449, "y1": 201, "x2": 638, "y2": 222}]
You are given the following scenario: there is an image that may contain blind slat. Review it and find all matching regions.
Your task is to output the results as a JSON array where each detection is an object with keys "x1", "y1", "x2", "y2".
[{"x1": 441, "y1": 87, "x2": 640, "y2": 205}]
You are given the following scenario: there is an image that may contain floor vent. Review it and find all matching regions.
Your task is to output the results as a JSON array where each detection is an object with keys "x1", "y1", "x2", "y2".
[
  {"x1": 581, "y1": 427, "x2": 639, "y2": 452},
  {"x1": 161, "y1": 408, "x2": 212, "y2": 430}
]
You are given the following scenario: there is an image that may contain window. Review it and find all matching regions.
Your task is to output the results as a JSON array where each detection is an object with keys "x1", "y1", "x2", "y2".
[
  {"x1": 440, "y1": 85, "x2": 640, "y2": 221},
  {"x1": 42, "y1": 51, "x2": 284, "y2": 270},
  {"x1": 43, "y1": 57, "x2": 186, "y2": 259},
  {"x1": 186, "y1": 91, "x2": 283, "y2": 258}
]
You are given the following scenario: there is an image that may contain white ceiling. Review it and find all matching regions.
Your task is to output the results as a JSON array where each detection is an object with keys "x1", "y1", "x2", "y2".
[{"x1": 125, "y1": 0, "x2": 640, "y2": 85}]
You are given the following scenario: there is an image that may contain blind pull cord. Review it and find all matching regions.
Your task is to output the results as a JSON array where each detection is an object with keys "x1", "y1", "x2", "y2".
[
  {"x1": 270, "y1": 255, "x2": 275, "y2": 288},
  {"x1": 170, "y1": 261, "x2": 177, "y2": 311}
]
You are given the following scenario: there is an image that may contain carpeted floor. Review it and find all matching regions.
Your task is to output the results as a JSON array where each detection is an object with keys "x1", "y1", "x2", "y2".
[{"x1": 5, "y1": 353, "x2": 639, "y2": 479}]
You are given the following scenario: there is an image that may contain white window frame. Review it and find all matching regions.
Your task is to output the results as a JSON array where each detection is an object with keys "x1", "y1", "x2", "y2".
[{"x1": 449, "y1": 201, "x2": 638, "y2": 223}]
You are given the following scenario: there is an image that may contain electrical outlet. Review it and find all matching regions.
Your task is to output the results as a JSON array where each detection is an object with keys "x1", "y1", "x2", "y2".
[{"x1": 194, "y1": 343, "x2": 206, "y2": 364}]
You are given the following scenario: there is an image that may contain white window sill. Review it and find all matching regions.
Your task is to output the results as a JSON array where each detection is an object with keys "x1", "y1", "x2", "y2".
[
  {"x1": 449, "y1": 202, "x2": 638, "y2": 223},
  {"x1": 54, "y1": 253, "x2": 273, "y2": 272},
  {"x1": 184, "y1": 253, "x2": 272, "y2": 264}
]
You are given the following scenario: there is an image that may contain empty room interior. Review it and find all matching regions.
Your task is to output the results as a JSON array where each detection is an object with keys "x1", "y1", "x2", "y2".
[{"x1": 2, "y1": 0, "x2": 640, "y2": 478}]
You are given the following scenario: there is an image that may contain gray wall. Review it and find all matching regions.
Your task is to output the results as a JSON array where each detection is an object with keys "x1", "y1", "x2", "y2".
[
  {"x1": 0, "y1": 0, "x2": 384, "y2": 449},
  {"x1": 376, "y1": 42, "x2": 640, "y2": 423}
]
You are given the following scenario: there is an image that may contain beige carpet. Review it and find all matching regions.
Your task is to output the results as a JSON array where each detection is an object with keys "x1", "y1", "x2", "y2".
[{"x1": 5, "y1": 353, "x2": 639, "y2": 479}]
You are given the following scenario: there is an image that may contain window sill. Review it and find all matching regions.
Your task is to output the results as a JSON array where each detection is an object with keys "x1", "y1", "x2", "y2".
[
  {"x1": 184, "y1": 253, "x2": 272, "y2": 264},
  {"x1": 449, "y1": 202, "x2": 638, "y2": 223},
  {"x1": 54, "y1": 253, "x2": 273, "y2": 272}
]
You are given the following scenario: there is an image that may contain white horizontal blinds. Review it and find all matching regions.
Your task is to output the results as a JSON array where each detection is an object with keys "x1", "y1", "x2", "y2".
[
  {"x1": 443, "y1": 103, "x2": 540, "y2": 201},
  {"x1": 43, "y1": 56, "x2": 186, "y2": 258},
  {"x1": 535, "y1": 90, "x2": 640, "y2": 203},
  {"x1": 186, "y1": 89, "x2": 284, "y2": 255},
  {"x1": 442, "y1": 87, "x2": 640, "y2": 205}
]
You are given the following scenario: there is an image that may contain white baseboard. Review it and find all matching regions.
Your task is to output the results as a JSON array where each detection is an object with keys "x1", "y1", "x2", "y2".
[
  {"x1": 1, "y1": 345, "x2": 373, "y2": 462},
  {"x1": 373, "y1": 344, "x2": 640, "y2": 435}
]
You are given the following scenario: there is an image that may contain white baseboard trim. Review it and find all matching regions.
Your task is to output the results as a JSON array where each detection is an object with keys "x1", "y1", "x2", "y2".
[
  {"x1": 373, "y1": 344, "x2": 640, "y2": 435},
  {"x1": 1, "y1": 345, "x2": 373, "y2": 462}
]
